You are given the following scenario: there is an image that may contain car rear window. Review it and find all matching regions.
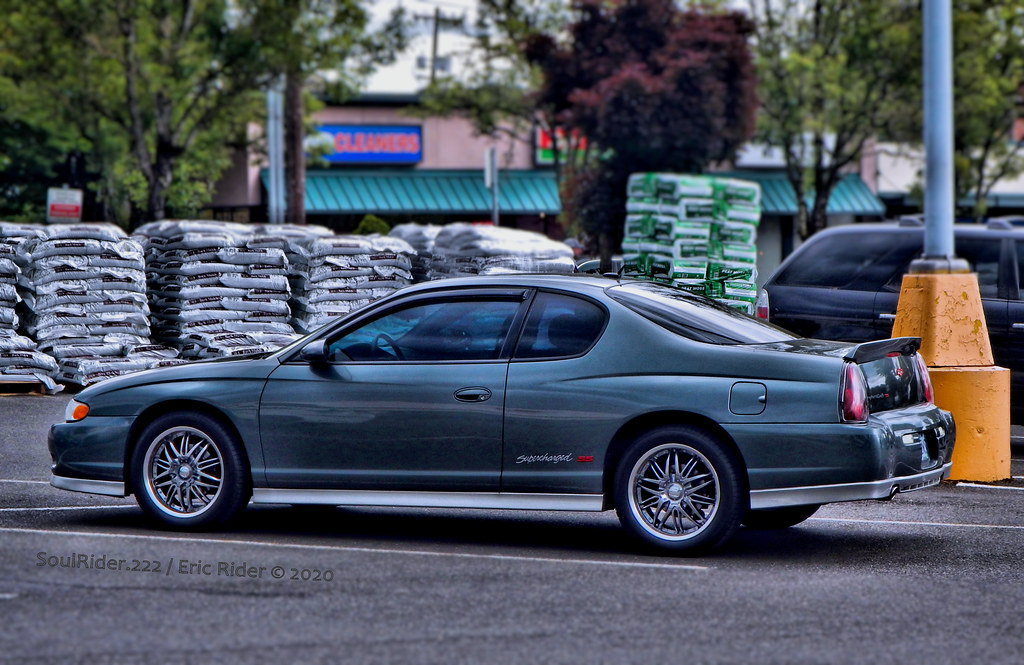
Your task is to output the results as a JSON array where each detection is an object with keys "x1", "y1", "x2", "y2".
[
  {"x1": 773, "y1": 230, "x2": 920, "y2": 289},
  {"x1": 607, "y1": 282, "x2": 799, "y2": 344}
]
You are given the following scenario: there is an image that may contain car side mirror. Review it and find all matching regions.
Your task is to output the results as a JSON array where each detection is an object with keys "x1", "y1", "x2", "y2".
[{"x1": 297, "y1": 339, "x2": 329, "y2": 365}]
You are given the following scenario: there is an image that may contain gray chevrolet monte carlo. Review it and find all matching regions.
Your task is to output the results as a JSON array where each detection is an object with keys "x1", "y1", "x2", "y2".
[{"x1": 49, "y1": 274, "x2": 955, "y2": 554}]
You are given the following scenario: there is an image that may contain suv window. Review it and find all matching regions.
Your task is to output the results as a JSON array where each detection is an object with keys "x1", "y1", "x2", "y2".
[
  {"x1": 955, "y1": 237, "x2": 1001, "y2": 298},
  {"x1": 882, "y1": 236, "x2": 1002, "y2": 297},
  {"x1": 775, "y1": 231, "x2": 920, "y2": 290}
]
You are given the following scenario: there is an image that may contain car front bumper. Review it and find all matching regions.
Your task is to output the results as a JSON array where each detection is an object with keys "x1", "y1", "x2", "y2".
[{"x1": 48, "y1": 416, "x2": 134, "y2": 491}]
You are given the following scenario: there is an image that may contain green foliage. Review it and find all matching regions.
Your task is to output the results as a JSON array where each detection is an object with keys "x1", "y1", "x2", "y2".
[
  {"x1": 749, "y1": 0, "x2": 919, "y2": 238},
  {"x1": 0, "y1": 0, "x2": 405, "y2": 227},
  {"x1": 354, "y1": 214, "x2": 390, "y2": 235}
]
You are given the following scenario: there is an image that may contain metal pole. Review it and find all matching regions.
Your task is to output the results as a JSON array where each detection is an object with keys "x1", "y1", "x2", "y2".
[
  {"x1": 490, "y1": 148, "x2": 500, "y2": 226},
  {"x1": 921, "y1": 0, "x2": 957, "y2": 262},
  {"x1": 266, "y1": 82, "x2": 285, "y2": 225}
]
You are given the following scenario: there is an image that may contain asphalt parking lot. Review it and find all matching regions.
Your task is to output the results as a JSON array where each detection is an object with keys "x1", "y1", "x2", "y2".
[{"x1": 2, "y1": 392, "x2": 1024, "y2": 664}]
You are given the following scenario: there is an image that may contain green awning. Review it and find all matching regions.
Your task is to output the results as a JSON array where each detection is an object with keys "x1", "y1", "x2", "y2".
[
  {"x1": 261, "y1": 168, "x2": 884, "y2": 217},
  {"x1": 723, "y1": 171, "x2": 886, "y2": 216},
  {"x1": 263, "y1": 169, "x2": 561, "y2": 216}
]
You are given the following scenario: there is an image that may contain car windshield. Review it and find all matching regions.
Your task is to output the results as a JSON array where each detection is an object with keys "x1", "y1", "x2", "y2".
[{"x1": 607, "y1": 281, "x2": 800, "y2": 344}]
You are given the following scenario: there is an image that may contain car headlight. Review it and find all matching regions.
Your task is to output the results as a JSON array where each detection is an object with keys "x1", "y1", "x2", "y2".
[{"x1": 65, "y1": 399, "x2": 90, "y2": 422}]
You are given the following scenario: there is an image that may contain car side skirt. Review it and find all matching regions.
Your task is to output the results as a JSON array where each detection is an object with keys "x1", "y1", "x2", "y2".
[
  {"x1": 251, "y1": 489, "x2": 606, "y2": 512},
  {"x1": 51, "y1": 474, "x2": 127, "y2": 497},
  {"x1": 749, "y1": 462, "x2": 952, "y2": 510}
]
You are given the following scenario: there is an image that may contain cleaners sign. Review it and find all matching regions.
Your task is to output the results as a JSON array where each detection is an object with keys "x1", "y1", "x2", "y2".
[{"x1": 317, "y1": 125, "x2": 422, "y2": 165}]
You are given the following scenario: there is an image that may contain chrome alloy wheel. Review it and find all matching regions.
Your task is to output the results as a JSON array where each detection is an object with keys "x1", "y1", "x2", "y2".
[
  {"x1": 627, "y1": 443, "x2": 721, "y2": 541},
  {"x1": 142, "y1": 426, "x2": 223, "y2": 518}
]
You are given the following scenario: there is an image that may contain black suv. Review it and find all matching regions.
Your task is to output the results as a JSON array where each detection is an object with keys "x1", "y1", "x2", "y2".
[{"x1": 758, "y1": 219, "x2": 1024, "y2": 421}]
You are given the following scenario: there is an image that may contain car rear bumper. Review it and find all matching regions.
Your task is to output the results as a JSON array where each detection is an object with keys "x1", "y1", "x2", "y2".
[
  {"x1": 730, "y1": 402, "x2": 955, "y2": 508},
  {"x1": 749, "y1": 461, "x2": 952, "y2": 509}
]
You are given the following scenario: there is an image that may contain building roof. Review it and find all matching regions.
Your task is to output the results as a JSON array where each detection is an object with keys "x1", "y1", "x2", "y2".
[{"x1": 261, "y1": 168, "x2": 885, "y2": 217}]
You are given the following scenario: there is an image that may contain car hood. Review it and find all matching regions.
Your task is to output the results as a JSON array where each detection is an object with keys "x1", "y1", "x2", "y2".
[{"x1": 75, "y1": 354, "x2": 282, "y2": 400}]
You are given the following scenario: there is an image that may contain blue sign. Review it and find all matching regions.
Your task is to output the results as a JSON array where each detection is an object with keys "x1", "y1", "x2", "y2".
[{"x1": 317, "y1": 125, "x2": 422, "y2": 164}]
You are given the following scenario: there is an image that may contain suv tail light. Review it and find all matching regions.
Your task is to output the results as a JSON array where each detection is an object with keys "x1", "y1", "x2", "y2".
[
  {"x1": 841, "y1": 362, "x2": 870, "y2": 422},
  {"x1": 755, "y1": 289, "x2": 769, "y2": 319},
  {"x1": 912, "y1": 352, "x2": 935, "y2": 404}
]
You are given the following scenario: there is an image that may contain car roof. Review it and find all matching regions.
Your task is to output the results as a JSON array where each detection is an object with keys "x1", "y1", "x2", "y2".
[
  {"x1": 810, "y1": 220, "x2": 1024, "y2": 237},
  {"x1": 394, "y1": 273, "x2": 620, "y2": 298}
]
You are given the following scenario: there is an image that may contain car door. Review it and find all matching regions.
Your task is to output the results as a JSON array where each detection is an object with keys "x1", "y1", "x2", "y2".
[
  {"x1": 258, "y1": 289, "x2": 528, "y2": 491},
  {"x1": 502, "y1": 291, "x2": 610, "y2": 494},
  {"x1": 874, "y1": 235, "x2": 1008, "y2": 342},
  {"x1": 1004, "y1": 239, "x2": 1024, "y2": 409}
]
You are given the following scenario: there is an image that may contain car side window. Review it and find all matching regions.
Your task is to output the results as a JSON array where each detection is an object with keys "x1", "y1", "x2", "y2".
[
  {"x1": 775, "y1": 231, "x2": 920, "y2": 291},
  {"x1": 327, "y1": 299, "x2": 521, "y2": 362},
  {"x1": 514, "y1": 292, "x2": 606, "y2": 359},
  {"x1": 956, "y1": 238, "x2": 1001, "y2": 298}
]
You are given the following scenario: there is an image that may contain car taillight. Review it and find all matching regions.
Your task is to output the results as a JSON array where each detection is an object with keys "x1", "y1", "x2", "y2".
[
  {"x1": 755, "y1": 289, "x2": 769, "y2": 319},
  {"x1": 912, "y1": 352, "x2": 935, "y2": 404},
  {"x1": 840, "y1": 362, "x2": 869, "y2": 422}
]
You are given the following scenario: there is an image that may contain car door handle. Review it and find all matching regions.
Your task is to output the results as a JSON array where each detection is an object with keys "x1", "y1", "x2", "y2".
[
  {"x1": 454, "y1": 387, "x2": 492, "y2": 403},
  {"x1": 878, "y1": 313, "x2": 897, "y2": 321},
  {"x1": 1013, "y1": 323, "x2": 1024, "y2": 330}
]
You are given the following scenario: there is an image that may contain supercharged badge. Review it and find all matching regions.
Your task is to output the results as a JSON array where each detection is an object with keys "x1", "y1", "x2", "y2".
[{"x1": 515, "y1": 454, "x2": 575, "y2": 464}]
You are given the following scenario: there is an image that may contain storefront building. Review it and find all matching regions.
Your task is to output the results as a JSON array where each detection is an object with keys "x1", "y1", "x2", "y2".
[
  {"x1": 207, "y1": 94, "x2": 887, "y2": 281},
  {"x1": 207, "y1": 94, "x2": 562, "y2": 236}
]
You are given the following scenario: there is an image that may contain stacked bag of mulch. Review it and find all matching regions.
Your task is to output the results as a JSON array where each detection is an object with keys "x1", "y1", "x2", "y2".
[
  {"x1": 287, "y1": 234, "x2": 416, "y2": 334},
  {"x1": 0, "y1": 222, "x2": 62, "y2": 391},
  {"x1": 388, "y1": 223, "x2": 441, "y2": 282},
  {"x1": 622, "y1": 173, "x2": 760, "y2": 314},
  {"x1": 427, "y1": 223, "x2": 575, "y2": 279},
  {"x1": 0, "y1": 222, "x2": 39, "y2": 334},
  {"x1": 135, "y1": 220, "x2": 303, "y2": 359},
  {"x1": 14, "y1": 222, "x2": 178, "y2": 387}
]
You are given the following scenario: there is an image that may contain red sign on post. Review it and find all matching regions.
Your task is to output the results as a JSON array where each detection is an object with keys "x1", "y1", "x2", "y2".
[{"x1": 46, "y1": 188, "x2": 83, "y2": 223}]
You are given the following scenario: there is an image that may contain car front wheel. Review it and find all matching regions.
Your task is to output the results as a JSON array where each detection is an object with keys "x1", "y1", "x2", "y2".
[
  {"x1": 614, "y1": 426, "x2": 744, "y2": 554},
  {"x1": 130, "y1": 412, "x2": 249, "y2": 529}
]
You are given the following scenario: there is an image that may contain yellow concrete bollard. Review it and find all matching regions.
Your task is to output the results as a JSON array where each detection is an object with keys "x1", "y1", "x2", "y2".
[{"x1": 892, "y1": 273, "x2": 1010, "y2": 482}]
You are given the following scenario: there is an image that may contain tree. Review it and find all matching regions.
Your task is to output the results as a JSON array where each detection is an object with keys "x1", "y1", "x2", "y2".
[
  {"x1": 259, "y1": 1, "x2": 405, "y2": 226},
  {"x1": 421, "y1": 1, "x2": 757, "y2": 268},
  {"x1": 748, "y1": 0, "x2": 919, "y2": 239},
  {"x1": 0, "y1": 0, "x2": 404, "y2": 227},
  {"x1": 948, "y1": 1, "x2": 1024, "y2": 222},
  {"x1": 526, "y1": 0, "x2": 758, "y2": 265}
]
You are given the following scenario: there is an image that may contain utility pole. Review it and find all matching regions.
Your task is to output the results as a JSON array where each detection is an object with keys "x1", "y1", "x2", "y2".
[{"x1": 891, "y1": 0, "x2": 1010, "y2": 481}]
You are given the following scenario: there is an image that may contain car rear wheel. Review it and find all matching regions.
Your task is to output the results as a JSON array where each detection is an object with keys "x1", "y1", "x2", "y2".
[
  {"x1": 743, "y1": 504, "x2": 820, "y2": 530},
  {"x1": 614, "y1": 426, "x2": 744, "y2": 554},
  {"x1": 130, "y1": 412, "x2": 249, "y2": 529}
]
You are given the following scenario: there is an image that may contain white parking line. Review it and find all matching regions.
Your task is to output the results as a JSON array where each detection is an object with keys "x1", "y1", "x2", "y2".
[
  {"x1": 811, "y1": 517, "x2": 1024, "y2": 531},
  {"x1": 0, "y1": 480, "x2": 49, "y2": 485},
  {"x1": 0, "y1": 505, "x2": 134, "y2": 512},
  {"x1": 957, "y1": 482, "x2": 1024, "y2": 492},
  {"x1": 0, "y1": 526, "x2": 710, "y2": 572}
]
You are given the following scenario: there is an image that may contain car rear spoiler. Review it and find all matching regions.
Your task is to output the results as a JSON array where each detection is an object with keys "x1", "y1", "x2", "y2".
[{"x1": 842, "y1": 337, "x2": 921, "y2": 364}]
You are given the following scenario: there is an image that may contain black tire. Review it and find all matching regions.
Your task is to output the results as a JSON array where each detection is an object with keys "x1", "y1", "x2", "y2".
[
  {"x1": 614, "y1": 426, "x2": 745, "y2": 554},
  {"x1": 743, "y1": 504, "x2": 820, "y2": 530},
  {"x1": 130, "y1": 411, "x2": 250, "y2": 529}
]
